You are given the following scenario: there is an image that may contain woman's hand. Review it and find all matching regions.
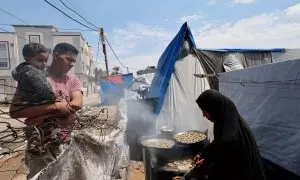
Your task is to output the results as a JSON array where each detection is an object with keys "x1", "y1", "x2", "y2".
[
  {"x1": 196, "y1": 158, "x2": 205, "y2": 167},
  {"x1": 194, "y1": 154, "x2": 205, "y2": 167}
]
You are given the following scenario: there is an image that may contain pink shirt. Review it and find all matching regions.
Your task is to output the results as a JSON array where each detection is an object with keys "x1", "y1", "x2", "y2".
[{"x1": 47, "y1": 74, "x2": 82, "y2": 141}]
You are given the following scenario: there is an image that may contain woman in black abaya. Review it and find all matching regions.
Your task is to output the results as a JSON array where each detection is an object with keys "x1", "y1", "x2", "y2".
[{"x1": 193, "y1": 90, "x2": 266, "y2": 180}]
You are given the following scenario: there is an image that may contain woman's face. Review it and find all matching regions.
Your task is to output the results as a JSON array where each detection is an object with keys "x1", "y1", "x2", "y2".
[{"x1": 202, "y1": 111, "x2": 214, "y2": 122}]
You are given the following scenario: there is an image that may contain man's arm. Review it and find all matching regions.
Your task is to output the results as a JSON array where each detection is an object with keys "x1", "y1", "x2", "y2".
[
  {"x1": 69, "y1": 91, "x2": 83, "y2": 112},
  {"x1": 10, "y1": 99, "x2": 71, "y2": 119},
  {"x1": 68, "y1": 76, "x2": 83, "y2": 112},
  {"x1": 9, "y1": 103, "x2": 56, "y2": 119}
]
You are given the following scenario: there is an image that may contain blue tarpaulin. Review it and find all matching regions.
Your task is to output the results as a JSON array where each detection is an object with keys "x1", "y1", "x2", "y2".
[
  {"x1": 99, "y1": 73, "x2": 133, "y2": 105},
  {"x1": 100, "y1": 80, "x2": 124, "y2": 105},
  {"x1": 122, "y1": 73, "x2": 134, "y2": 87},
  {"x1": 147, "y1": 22, "x2": 196, "y2": 114},
  {"x1": 197, "y1": 48, "x2": 286, "y2": 53}
]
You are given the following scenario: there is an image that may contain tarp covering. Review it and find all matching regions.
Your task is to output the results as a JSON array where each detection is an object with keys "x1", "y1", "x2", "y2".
[
  {"x1": 148, "y1": 22, "x2": 300, "y2": 114},
  {"x1": 122, "y1": 73, "x2": 134, "y2": 87},
  {"x1": 127, "y1": 73, "x2": 155, "y2": 93},
  {"x1": 147, "y1": 22, "x2": 196, "y2": 114},
  {"x1": 156, "y1": 54, "x2": 214, "y2": 140},
  {"x1": 100, "y1": 80, "x2": 124, "y2": 105},
  {"x1": 105, "y1": 75, "x2": 123, "y2": 83},
  {"x1": 272, "y1": 49, "x2": 300, "y2": 63},
  {"x1": 198, "y1": 48, "x2": 286, "y2": 53},
  {"x1": 100, "y1": 74, "x2": 134, "y2": 105},
  {"x1": 219, "y1": 58, "x2": 300, "y2": 176},
  {"x1": 31, "y1": 101, "x2": 130, "y2": 180}
]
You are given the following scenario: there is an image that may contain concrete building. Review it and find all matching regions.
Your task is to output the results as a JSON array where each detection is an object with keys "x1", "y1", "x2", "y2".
[
  {"x1": 0, "y1": 25, "x2": 97, "y2": 101},
  {"x1": 0, "y1": 32, "x2": 20, "y2": 101}
]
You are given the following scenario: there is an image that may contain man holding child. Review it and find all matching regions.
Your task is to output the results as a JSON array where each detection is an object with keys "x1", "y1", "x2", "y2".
[{"x1": 10, "y1": 42, "x2": 83, "y2": 179}]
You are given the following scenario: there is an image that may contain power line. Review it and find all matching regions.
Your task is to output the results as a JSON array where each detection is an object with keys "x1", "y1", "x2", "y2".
[
  {"x1": 58, "y1": 0, "x2": 102, "y2": 64},
  {"x1": 104, "y1": 35, "x2": 127, "y2": 69},
  {"x1": 42, "y1": 0, "x2": 98, "y2": 31},
  {"x1": 43, "y1": 0, "x2": 102, "y2": 65},
  {"x1": 0, "y1": 8, "x2": 29, "y2": 24},
  {"x1": 1, "y1": 5, "x2": 126, "y2": 72},
  {"x1": 0, "y1": 27, "x2": 27, "y2": 40},
  {"x1": 58, "y1": 28, "x2": 94, "y2": 31},
  {"x1": 0, "y1": 24, "x2": 95, "y2": 32},
  {"x1": 59, "y1": 0, "x2": 99, "y2": 30}
]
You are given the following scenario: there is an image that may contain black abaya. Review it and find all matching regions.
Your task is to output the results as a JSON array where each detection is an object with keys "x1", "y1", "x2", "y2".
[{"x1": 195, "y1": 90, "x2": 266, "y2": 180}]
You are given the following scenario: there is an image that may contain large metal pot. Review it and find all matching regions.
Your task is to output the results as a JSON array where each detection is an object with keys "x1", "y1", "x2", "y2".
[
  {"x1": 139, "y1": 135, "x2": 176, "y2": 180},
  {"x1": 139, "y1": 135, "x2": 176, "y2": 160}
]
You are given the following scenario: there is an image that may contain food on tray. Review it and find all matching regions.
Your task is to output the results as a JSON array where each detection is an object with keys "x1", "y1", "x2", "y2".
[
  {"x1": 174, "y1": 131, "x2": 206, "y2": 144},
  {"x1": 165, "y1": 159, "x2": 194, "y2": 170},
  {"x1": 141, "y1": 138, "x2": 175, "y2": 148}
]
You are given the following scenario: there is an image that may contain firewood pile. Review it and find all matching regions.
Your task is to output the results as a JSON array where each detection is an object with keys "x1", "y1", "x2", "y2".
[{"x1": 75, "y1": 105, "x2": 120, "y2": 137}]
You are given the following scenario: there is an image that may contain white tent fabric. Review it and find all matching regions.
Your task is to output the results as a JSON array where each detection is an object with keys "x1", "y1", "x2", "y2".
[
  {"x1": 219, "y1": 59, "x2": 300, "y2": 176},
  {"x1": 156, "y1": 54, "x2": 214, "y2": 140},
  {"x1": 223, "y1": 53, "x2": 245, "y2": 72}
]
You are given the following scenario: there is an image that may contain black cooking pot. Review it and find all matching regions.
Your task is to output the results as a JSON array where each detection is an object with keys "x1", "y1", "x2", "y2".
[
  {"x1": 139, "y1": 135, "x2": 177, "y2": 180},
  {"x1": 139, "y1": 135, "x2": 175, "y2": 159}
]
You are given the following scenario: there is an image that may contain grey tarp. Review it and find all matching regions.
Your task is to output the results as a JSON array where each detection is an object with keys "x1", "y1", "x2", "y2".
[
  {"x1": 272, "y1": 49, "x2": 300, "y2": 63},
  {"x1": 127, "y1": 73, "x2": 155, "y2": 92},
  {"x1": 218, "y1": 59, "x2": 300, "y2": 176},
  {"x1": 195, "y1": 50, "x2": 275, "y2": 90},
  {"x1": 31, "y1": 100, "x2": 129, "y2": 180}
]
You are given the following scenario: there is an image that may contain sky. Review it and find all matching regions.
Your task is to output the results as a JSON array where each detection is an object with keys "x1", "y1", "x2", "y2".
[{"x1": 1, "y1": 0, "x2": 300, "y2": 73}]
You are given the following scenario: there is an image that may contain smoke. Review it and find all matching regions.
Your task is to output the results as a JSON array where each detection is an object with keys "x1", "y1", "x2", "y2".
[{"x1": 125, "y1": 96, "x2": 156, "y2": 137}]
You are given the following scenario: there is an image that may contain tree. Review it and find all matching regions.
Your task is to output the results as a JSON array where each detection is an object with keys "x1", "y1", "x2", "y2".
[
  {"x1": 95, "y1": 68, "x2": 106, "y2": 81},
  {"x1": 111, "y1": 66, "x2": 121, "y2": 75}
]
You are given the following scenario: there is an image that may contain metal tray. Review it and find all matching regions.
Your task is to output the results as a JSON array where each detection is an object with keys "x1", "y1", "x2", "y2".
[{"x1": 173, "y1": 130, "x2": 207, "y2": 145}]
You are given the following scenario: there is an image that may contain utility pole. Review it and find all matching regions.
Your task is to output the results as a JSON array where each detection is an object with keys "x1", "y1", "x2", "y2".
[
  {"x1": 100, "y1": 28, "x2": 109, "y2": 77},
  {"x1": 86, "y1": 56, "x2": 93, "y2": 97}
]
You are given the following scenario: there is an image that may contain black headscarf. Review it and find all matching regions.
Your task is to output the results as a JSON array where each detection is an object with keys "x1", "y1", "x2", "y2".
[{"x1": 196, "y1": 90, "x2": 266, "y2": 180}]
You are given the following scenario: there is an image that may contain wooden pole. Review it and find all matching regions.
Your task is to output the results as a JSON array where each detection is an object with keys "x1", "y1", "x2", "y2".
[{"x1": 100, "y1": 28, "x2": 109, "y2": 77}]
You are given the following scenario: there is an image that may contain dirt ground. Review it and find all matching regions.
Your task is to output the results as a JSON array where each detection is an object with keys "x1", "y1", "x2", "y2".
[
  {"x1": 0, "y1": 151, "x2": 27, "y2": 180},
  {"x1": 128, "y1": 161, "x2": 145, "y2": 180},
  {"x1": 128, "y1": 167, "x2": 145, "y2": 180}
]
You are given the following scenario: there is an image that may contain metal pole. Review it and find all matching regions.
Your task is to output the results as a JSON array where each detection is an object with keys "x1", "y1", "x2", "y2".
[{"x1": 100, "y1": 28, "x2": 109, "y2": 77}]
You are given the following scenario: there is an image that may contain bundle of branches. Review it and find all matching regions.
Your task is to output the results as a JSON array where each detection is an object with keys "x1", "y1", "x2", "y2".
[{"x1": 75, "y1": 105, "x2": 120, "y2": 138}]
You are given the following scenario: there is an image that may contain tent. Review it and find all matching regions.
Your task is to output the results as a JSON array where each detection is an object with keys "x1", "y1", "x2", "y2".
[
  {"x1": 146, "y1": 22, "x2": 300, "y2": 174},
  {"x1": 147, "y1": 22, "x2": 300, "y2": 133},
  {"x1": 219, "y1": 58, "x2": 300, "y2": 176}
]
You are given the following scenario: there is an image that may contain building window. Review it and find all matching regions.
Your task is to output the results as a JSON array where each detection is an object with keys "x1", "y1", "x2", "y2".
[
  {"x1": 0, "y1": 41, "x2": 10, "y2": 69},
  {"x1": 29, "y1": 35, "x2": 41, "y2": 43}
]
